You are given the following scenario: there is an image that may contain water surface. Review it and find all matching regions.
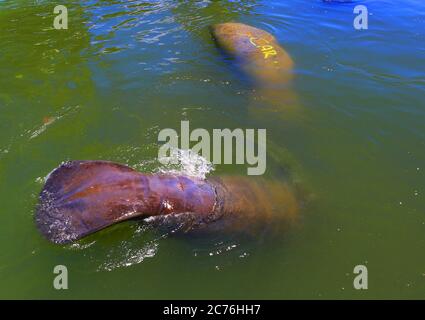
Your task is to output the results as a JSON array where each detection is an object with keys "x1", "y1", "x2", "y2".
[{"x1": 0, "y1": 0, "x2": 424, "y2": 298}]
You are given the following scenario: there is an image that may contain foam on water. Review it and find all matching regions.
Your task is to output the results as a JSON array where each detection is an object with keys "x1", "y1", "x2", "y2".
[{"x1": 157, "y1": 147, "x2": 214, "y2": 180}]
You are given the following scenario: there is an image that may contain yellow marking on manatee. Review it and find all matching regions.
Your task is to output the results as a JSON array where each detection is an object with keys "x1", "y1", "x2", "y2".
[
  {"x1": 263, "y1": 50, "x2": 277, "y2": 58},
  {"x1": 248, "y1": 36, "x2": 277, "y2": 59},
  {"x1": 249, "y1": 36, "x2": 269, "y2": 47}
]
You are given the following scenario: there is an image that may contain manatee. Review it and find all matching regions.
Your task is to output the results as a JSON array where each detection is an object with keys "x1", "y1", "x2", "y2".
[
  {"x1": 35, "y1": 160, "x2": 298, "y2": 243},
  {"x1": 210, "y1": 22, "x2": 297, "y2": 113}
]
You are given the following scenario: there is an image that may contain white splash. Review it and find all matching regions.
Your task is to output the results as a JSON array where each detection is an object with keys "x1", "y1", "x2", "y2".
[
  {"x1": 99, "y1": 241, "x2": 158, "y2": 271},
  {"x1": 97, "y1": 223, "x2": 168, "y2": 271},
  {"x1": 157, "y1": 147, "x2": 214, "y2": 180}
]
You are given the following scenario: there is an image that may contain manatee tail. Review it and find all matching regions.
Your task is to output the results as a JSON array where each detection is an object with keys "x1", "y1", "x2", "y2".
[
  {"x1": 36, "y1": 161, "x2": 299, "y2": 244},
  {"x1": 35, "y1": 161, "x2": 218, "y2": 244}
]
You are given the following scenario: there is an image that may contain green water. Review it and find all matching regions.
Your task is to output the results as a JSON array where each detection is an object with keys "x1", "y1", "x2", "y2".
[{"x1": 0, "y1": 0, "x2": 424, "y2": 299}]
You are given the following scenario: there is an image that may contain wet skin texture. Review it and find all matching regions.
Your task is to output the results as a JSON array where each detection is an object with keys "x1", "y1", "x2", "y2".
[
  {"x1": 210, "y1": 22, "x2": 297, "y2": 112},
  {"x1": 210, "y1": 22, "x2": 294, "y2": 86},
  {"x1": 36, "y1": 161, "x2": 298, "y2": 244}
]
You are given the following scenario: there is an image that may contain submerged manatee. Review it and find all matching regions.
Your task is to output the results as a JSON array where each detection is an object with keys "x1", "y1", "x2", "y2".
[
  {"x1": 36, "y1": 161, "x2": 299, "y2": 244},
  {"x1": 210, "y1": 22, "x2": 297, "y2": 113}
]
